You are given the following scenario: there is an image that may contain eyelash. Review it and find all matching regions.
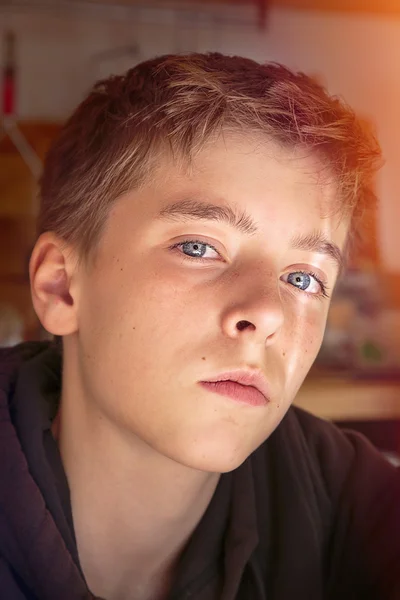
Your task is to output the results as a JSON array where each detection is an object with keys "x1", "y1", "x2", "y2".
[{"x1": 169, "y1": 239, "x2": 330, "y2": 299}]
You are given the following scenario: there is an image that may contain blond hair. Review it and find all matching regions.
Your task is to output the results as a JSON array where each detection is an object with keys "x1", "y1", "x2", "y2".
[{"x1": 38, "y1": 52, "x2": 381, "y2": 258}]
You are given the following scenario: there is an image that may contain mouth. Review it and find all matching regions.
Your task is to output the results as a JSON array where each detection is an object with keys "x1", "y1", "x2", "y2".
[{"x1": 199, "y1": 370, "x2": 270, "y2": 407}]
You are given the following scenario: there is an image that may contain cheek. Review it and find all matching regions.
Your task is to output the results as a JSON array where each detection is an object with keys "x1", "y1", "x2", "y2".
[
  {"x1": 300, "y1": 311, "x2": 326, "y2": 355},
  {"x1": 283, "y1": 309, "x2": 327, "y2": 387},
  {"x1": 79, "y1": 260, "x2": 209, "y2": 361}
]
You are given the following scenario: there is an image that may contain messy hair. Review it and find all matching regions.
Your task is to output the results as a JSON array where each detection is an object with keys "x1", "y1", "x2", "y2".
[{"x1": 38, "y1": 52, "x2": 381, "y2": 259}]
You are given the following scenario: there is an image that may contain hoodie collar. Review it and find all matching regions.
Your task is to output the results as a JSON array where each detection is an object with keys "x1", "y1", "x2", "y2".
[
  {"x1": 0, "y1": 343, "x2": 92, "y2": 600},
  {"x1": 0, "y1": 343, "x2": 260, "y2": 600}
]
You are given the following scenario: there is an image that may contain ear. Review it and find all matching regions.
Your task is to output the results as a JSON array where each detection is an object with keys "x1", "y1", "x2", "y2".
[{"x1": 30, "y1": 232, "x2": 79, "y2": 336}]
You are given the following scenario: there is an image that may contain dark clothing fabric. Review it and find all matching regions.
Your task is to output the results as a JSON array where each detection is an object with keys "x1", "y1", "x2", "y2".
[{"x1": 1, "y1": 343, "x2": 400, "y2": 600}]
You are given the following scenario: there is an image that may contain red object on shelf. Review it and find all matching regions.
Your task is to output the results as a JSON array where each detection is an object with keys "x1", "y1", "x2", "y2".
[
  {"x1": 0, "y1": 31, "x2": 42, "y2": 179},
  {"x1": 2, "y1": 69, "x2": 15, "y2": 116},
  {"x1": 257, "y1": 0, "x2": 269, "y2": 29},
  {"x1": 2, "y1": 31, "x2": 16, "y2": 116}
]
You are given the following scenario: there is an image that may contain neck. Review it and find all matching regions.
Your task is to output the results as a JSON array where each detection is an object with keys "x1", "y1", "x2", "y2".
[{"x1": 54, "y1": 382, "x2": 219, "y2": 600}]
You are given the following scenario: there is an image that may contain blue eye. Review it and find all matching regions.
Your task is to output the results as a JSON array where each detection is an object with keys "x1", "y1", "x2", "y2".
[
  {"x1": 283, "y1": 271, "x2": 328, "y2": 297},
  {"x1": 171, "y1": 239, "x2": 221, "y2": 260},
  {"x1": 181, "y1": 241, "x2": 208, "y2": 257},
  {"x1": 287, "y1": 272, "x2": 311, "y2": 291}
]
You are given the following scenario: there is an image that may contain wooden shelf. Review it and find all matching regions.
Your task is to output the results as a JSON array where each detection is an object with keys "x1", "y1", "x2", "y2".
[
  {"x1": 0, "y1": 121, "x2": 61, "y2": 156},
  {"x1": 0, "y1": 121, "x2": 62, "y2": 341},
  {"x1": 93, "y1": 0, "x2": 400, "y2": 15},
  {"x1": 295, "y1": 375, "x2": 400, "y2": 421}
]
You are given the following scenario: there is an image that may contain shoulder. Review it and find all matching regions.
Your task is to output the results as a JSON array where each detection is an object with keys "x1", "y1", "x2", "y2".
[
  {"x1": 0, "y1": 341, "x2": 51, "y2": 377},
  {"x1": 291, "y1": 404, "x2": 396, "y2": 472},
  {"x1": 252, "y1": 406, "x2": 400, "y2": 596},
  {"x1": 0, "y1": 554, "x2": 33, "y2": 600},
  {"x1": 278, "y1": 410, "x2": 400, "y2": 598},
  {"x1": 259, "y1": 405, "x2": 398, "y2": 504},
  {"x1": 0, "y1": 341, "x2": 56, "y2": 406}
]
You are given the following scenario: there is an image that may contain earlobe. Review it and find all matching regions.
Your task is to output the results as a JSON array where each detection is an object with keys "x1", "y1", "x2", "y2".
[{"x1": 30, "y1": 232, "x2": 79, "y2": 336}]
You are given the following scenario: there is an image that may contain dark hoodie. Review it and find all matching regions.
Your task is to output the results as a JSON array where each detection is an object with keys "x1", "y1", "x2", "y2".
[{"x1": 1, "y1": 342, "x2": 400, "y2": 600}]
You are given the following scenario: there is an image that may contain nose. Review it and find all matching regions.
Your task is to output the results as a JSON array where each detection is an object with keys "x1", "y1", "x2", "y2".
[{"x1": 220, "y1": 270, "x2": 284, "y2": 346}]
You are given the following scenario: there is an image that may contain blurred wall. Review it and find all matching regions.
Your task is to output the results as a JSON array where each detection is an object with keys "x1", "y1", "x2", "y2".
[{"x1": 1, "y1": 5, "x2": 399, "y2": 272}]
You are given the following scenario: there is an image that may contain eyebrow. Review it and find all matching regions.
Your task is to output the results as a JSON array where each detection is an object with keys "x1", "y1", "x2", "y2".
[
  {"x1": 291, "y1": 231, "x2": 344, "y2": 272},
  {"x1": 158, "y1": 199, "x2": 344, "y2": 271},
  {"x1": 157, "y1": 199, "x2": 258, "y2": 235}
]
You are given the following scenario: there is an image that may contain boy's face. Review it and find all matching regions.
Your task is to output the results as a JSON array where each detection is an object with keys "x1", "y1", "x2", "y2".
[{"x1": 69, "y1": 135, "x2": 347, "y2": 472}]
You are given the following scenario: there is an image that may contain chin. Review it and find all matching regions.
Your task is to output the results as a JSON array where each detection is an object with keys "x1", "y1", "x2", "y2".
[
  {"x1": 183, "y1": 452, "x2": 250, "y2": 474},
  {"x1": 169, "y1": 431, "x2": 261, "y2": 474}
]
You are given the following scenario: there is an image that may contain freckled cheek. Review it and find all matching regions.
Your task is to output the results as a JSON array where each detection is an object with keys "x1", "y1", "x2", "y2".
[
  {"x1": 108, "y1": 271, "x2": 209, "y2": 344},
  {"x1": 304, "y1": 308, "x2": 326, "y2": 343},
  {"x1": 282, "y1": 311, "x2": 326, "y2": 377}
]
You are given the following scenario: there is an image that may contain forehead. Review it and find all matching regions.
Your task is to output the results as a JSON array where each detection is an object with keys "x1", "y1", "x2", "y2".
[
  {"x1": 96, "y1": 133, "x2": 350, "y2": 276},
  {"x1": 157, "y1": 133, "x2": 334, "y2": 196},
  {"x1": 148, "y1": 134, "x2": 347, "y2": 237}
]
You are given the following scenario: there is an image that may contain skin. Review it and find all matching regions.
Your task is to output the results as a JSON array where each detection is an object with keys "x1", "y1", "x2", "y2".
[{"x1": 30, "y1": 134, "x2": 348, "y2": 600}]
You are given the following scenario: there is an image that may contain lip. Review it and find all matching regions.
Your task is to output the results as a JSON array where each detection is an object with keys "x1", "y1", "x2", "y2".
[{"x1": 199, "y1": 370, "x2": 270, "y2": 407}]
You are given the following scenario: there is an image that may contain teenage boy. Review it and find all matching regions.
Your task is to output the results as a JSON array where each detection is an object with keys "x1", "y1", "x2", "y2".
[{"x1": 1, "y1": 53, "x2": 399, "y2": 600}]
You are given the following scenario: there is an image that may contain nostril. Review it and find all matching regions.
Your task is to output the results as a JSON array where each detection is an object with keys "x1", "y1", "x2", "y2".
[{"x1": 236, "y1": 320, "x2": 253, "y2": 331}]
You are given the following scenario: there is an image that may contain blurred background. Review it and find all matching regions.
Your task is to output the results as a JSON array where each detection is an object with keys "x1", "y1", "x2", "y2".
[{"x1": 1, "y1": 0, "x2": 400, "y2": 459}]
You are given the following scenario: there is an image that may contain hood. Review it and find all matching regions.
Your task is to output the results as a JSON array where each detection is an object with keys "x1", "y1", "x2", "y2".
[{"x1": 0, "y1": 342, "x2": 94, "y2": 600}]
